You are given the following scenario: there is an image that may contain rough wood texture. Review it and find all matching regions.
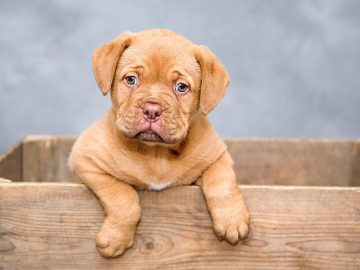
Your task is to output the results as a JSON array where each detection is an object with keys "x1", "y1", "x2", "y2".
[
  {"x1": 0, "y1": 140, "x2": 22, "y2": 181},
  {"x1": 226, "y1": 139, "x2": 360, "y2": 186},
  {"x1": 0, "y1": 183, "x2": 359, "y2": 269},
  {"x1": 350, "y1": 142, "x2": 360, "y2": 186},
  {"x1": 2, "y1": 136, "x2": 359, "y2": 186},
  {"x1": 21, "y1": 136, "x2": 77, "y2": 182}
]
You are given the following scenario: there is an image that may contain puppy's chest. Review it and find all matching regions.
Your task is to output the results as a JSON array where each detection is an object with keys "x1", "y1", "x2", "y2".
[{"x1": 113, "y1": 155, "x2": 206, "y2": 189}]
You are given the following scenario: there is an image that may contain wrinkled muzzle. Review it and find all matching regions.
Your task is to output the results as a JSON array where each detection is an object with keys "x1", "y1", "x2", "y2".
[{"x1": 115, "y1": 97, "x2": 189, "y2": 145}]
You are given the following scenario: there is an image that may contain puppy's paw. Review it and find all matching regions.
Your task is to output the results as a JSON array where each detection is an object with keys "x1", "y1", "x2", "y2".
[
  {"x1": 210, "y1": 194, "x2": 250, "y2": 244},
  {"x1": 95, "y1": 219, "x2": 136, "y2": 258}
]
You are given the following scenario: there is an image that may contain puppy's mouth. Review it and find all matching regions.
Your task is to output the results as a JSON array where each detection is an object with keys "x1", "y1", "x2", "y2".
[{"x1": 135, "y1": 130, "x2": 164, "y2": 142}]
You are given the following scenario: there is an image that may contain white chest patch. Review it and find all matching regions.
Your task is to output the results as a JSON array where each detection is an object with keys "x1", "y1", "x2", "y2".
[{"x1": 148, "y1": 180, "x2": 174, "y2": 191}]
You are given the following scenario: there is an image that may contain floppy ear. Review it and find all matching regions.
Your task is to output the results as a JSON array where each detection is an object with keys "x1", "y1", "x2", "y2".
[
  {"x1": 92, "y1": 32, "x2": 133, "y2": 95},
  {"x1": 195, "y1": 45, "x2": 230, "y2": 115}
]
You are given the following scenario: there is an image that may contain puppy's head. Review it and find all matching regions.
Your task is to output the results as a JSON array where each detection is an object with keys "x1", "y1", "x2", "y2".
[{"x1": 93, "y1": 29, "x2": 229, "y2": 145}]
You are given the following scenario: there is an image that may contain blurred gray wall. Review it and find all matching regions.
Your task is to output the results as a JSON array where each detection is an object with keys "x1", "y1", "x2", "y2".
[{"x1": 0, "y1": 0, "x2": 359, "y2": 152}]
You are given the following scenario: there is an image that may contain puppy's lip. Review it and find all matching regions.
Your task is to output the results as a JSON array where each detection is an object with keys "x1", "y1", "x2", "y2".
[{"x1": 135, "y1": 130, "x2": 164, "y2": 142}]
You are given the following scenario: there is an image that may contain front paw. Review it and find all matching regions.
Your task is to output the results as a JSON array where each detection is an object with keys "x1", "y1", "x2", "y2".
[
  {"x1": 210, "y1": 193, "x2": 250, "y2": 244},
  {"x1": 95, "y1": 218, "x2": 137, "y2": 258}
]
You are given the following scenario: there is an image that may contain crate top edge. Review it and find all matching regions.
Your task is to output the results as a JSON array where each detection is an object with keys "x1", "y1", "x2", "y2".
[
  {"x1": 225, "y1": 137, "x2": 360, "y2": 144},
  {"x1": 0, "y1": 182, "x2": 359, "y2": 191},
  {"x1": 22, "y1": 135, "x2": 78, "y2": 142},
  {"x1": 20, "y1": 135, "x2": 360, "y2": 143}
]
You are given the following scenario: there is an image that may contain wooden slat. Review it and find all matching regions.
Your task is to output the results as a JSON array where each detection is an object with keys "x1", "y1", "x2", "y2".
[
  {"x1": 0, "y1": 183, "x2": 359, "y2": 269},
  {"x1": 351, "y1": 142, "x2": 360, "y2": 186},
  {"x1": 22, "y1": 136, "x2": 77, "y2": 182},
  {"x1": 2, "y1": 136, "x2": 360, "y2": 186},
  {"x1": 226, "y1": 139, "x2": 359, "y2": 186},
  {"x1": 0, "y1": 140, "x2": 22, "y2": 181}
]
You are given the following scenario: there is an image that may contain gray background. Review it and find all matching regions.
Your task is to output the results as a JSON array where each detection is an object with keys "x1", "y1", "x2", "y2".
[{"x1": 1, "y1": 0, "x2": 359, "y2": 153}]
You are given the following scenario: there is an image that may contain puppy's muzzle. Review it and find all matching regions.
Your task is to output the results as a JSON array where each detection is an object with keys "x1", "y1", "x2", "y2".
[{"x1": 133, "y1": 102, "x2": 165, "y2": 143}]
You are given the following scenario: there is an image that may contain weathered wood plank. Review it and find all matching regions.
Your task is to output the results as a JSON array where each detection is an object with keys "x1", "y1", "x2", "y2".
[
  {"x1": 226, "y1": 139, "x2": 359, "y2": 186},
  {"x1": 351, "y1": 142, "x2": 360, "y2": 186},
  {"x1": 2, "y1": 136, "x2": 360, "y2": 186},
  {"x1": 0, "y1": 140, "x2": 22, "y2": 181},
  {"x1": 22, "y1": 136, "x2": 77, "y2": 182},
  {"x1": 0, "y1": 183, "x2": 359, "y2": 269}
]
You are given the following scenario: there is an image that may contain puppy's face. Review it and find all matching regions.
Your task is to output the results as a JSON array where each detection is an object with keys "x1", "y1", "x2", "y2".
[
  {"x1": 112, "y1": 33, "x2": 201, "y2": 144},
  {"x1": 92, "y1": 29, "x2": 230, "y2": 145}
]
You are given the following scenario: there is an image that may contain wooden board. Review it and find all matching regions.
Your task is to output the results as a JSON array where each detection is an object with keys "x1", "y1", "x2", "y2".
[
  {"x1": 350, "y1": 141, "x2": 360, "y2": 186},
  {"x1": 0, "y1": 140, "x2": 22, "y2": 181},
  {"x1": 0, "y1": 183, "x2": 359, "y2": 269},
  {"x1": 22, "y1": 136, "x2": 77, "y2": 183},
  {"x1": 226, "y1": 139, "x2": 359, "y2": 186},
  {"x1": 1, "y1": 136, "x2": 360, "y2": 186}
]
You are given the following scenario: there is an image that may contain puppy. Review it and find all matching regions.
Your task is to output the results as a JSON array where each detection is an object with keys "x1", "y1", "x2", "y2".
[{"x1": 69, "y1": 29, "x2": 250, "y2": 258}]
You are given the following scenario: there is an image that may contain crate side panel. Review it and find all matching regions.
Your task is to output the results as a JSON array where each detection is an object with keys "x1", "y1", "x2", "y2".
[
  {"x1": 18, "y1": 136, "x2": 359, "y2": 186},
  {"x1": 0, "y1": 141, "x2": 22, "y2": 181},
  {"x1": 0, "y1": 184, "x2": 359, "y2": 269},
  {"x1": 226, "y1": 139, "x2": 354, "y2": 186},
  {"x1": 22, "y1": 137, "x2": 77, "y2": 182},
  {"x1": 350, "y1": 141, "x2": 360, "y2": 186}
]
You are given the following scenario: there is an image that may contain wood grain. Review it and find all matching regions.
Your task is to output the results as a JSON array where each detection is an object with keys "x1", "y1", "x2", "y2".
[
  {"x1": 22, "y1": 136, "x2": 77, "y2": 183},
  {"x1": 226, "y1": 139, "x2": 360, "y2": 186},
  {"x1": 0, "y1": 140, "x2": 22, "y2": 181},
  {"x1": 6, "y1": 136, "x2": 359, "y2": 186},
  {"x1": 350, "y1": 142, "x2": 360, "y2": 186},
  {"x1": 0, "y1": 183, "x2": 359, "y2": 269}
]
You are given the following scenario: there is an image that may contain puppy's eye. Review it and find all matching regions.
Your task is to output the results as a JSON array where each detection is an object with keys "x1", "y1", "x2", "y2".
[
  {"x1": 124, "y1": 76, "x2": 137, "y2": 86},
  {"x1": 175, "y1": 82, "x2": 188, "y2": 93}
]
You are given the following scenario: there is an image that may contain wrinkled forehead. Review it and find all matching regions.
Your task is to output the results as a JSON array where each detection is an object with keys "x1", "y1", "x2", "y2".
[{"x1": 118, "y1": 38, "x2": 201, "y2": 81}]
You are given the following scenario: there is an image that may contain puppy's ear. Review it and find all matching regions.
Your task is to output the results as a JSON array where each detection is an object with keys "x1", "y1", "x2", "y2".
[
  {"x1": 92, "y1": 32, "x2": 133, "y2": 95},
  {"x1": 195, "y1": 45, "x2": 230, "y2": 115}
]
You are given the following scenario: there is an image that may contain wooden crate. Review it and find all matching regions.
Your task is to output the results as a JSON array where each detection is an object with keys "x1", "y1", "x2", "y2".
[{"x1": 0, "y1": 136, "x2": 359, "y2": 269}]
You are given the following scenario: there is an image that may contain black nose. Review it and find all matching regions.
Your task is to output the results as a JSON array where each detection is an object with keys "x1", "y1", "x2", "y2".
[{"x1": 142, "y1": 102, "x2": 162, "y2": 122}]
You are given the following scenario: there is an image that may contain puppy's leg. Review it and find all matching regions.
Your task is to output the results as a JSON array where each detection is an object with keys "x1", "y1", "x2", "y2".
[
  {"x1": 78, "y1": 172, "x2": 141, "y2": 258},
  {"x1": 197, "y1": 152, "x2": 250, "y2": 244}
]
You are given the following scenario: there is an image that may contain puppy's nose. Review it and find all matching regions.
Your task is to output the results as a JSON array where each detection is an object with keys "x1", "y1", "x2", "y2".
[{"x1": 142, "y1": 102, "x2": 162, "y2": 122}]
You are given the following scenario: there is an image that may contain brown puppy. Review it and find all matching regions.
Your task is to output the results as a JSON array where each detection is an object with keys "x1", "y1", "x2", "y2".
[{"x1": 69, "y1": 29, "x2": 250, "y2": 258}]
